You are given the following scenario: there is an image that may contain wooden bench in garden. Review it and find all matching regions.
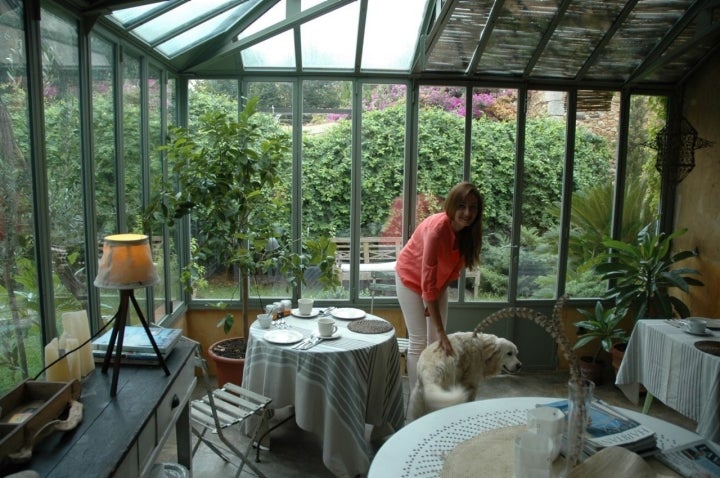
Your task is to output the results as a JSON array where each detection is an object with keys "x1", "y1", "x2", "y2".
[{"x1": 332, "y1": 236, "x2": 401, "y2": 283}]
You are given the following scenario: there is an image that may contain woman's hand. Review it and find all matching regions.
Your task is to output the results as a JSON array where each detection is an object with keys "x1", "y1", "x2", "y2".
[{"x1": 436, "y1": 332, "x2": 455, "y2": 357}]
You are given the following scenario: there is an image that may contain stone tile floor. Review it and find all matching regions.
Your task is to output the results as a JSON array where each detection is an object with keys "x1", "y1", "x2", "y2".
[{"x1": 158, "y1": 370, "x2": 696, "y2": 477}]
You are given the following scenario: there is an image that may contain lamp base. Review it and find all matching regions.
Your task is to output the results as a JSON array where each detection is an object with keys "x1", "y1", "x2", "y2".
[{"x1": 101, "y1": 290, "x2": 170, "y2": 397}]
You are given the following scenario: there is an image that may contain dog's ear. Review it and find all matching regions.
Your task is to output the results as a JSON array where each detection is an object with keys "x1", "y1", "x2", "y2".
[{"x1": 481, "y1": 337, "x2": 502, "y2": 366}]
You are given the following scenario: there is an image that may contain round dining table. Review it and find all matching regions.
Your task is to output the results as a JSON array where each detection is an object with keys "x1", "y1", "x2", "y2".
[
  {"x1": 368, "y1": 396, "x2": 702, "y2": 478},
  {"x1": 242, "y1": 309, "x2": 405, "y2": 478}
]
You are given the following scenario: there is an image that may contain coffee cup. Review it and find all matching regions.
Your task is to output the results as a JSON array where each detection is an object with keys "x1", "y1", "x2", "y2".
[
  {"x1": 514, "y1": 430, "x2": 554, "y2": 478},
  {"x1": 318, "y1": 317, "x2": 338, "y2": 337},
  {"x1": 298, "y1": 298, "x2": 314, "y2": 315},
  {"x1": 527, "y1": 407, "x2": 565, "y2": 460},
  {"x1": 686, "y1": 317, "x2": 707, "y2": 334},
  {"x1": 256, "y1": 313, "x2": 272, "y2": 329}
]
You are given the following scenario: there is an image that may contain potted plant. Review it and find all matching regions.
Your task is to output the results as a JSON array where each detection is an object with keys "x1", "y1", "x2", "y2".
[
  {"x1": 573, "y1": 301, "x2": 629, "y2": 384},
  {"x1": 595, "y1": 220, "x2": 703, "y2": 322},
  {"x1": 145, "y1": 96, "x2": 339, "y2": 386},
  {"x1": 593, "y1": 221, "x2": 703, "y2": 376}
]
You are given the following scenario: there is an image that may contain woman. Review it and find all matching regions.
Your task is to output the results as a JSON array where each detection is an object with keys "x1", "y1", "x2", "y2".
[{"x1": 395, "y1": 181, "x2": 483, "y2": 391}]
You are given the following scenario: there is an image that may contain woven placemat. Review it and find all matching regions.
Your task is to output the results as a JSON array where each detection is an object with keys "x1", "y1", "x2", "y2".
[
  {"x1": 347, "y1": 319, "x2": 393, "y2": 334},
  {"x1": 694, "y1": 340, "x2": 720, "y2": 357}
]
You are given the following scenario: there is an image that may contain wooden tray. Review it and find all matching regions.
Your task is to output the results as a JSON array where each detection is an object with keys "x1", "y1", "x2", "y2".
[{"x1": 0, "y1": 379, "x2": 81, "y2": 462}]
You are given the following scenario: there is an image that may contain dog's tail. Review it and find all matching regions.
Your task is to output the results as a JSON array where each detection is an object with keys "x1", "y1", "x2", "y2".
[{"x1": 423, "y1": 383, "x2": 471, "y2": 411}]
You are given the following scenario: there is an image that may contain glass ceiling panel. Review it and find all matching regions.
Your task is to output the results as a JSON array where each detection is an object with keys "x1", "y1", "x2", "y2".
[
  {"x1": 362, "y1": 0, "x2": 425, "y2": 71},
  {"x1": 425, "y1": 0, "x2": 495, "y2": 72},
  {"x1": 157, "y1": 4, "x2": 250, "y2": 57},
  {"x1": 110, "y1": 1, "x2": 172, "y2": 25},
  {"x1": 132, "y1": 0, "x2": 243, "y2": 44},
  {"x1": 533, "y1": 0, "x2": 625, "y2": 78},
  {"x1": 585, "y1": 0, "x2": 695, "y2": 81},
  {"x1": 300, "y1": 1, "x2": 359, "y2": 69},
  {"x1": 242, "y1": 29, "x2": 296, "y2": 68},
  {"x1": 239, "y1": 0, "x2": 295, "y2": 68},
  {"x1": 475, "y1": 0, "x2": 558, "y2": 76}
]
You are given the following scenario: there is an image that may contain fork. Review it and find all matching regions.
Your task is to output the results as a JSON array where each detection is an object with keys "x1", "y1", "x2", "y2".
[{"x1": 292, "y1": 334, "x2": 316, "y2": 349}]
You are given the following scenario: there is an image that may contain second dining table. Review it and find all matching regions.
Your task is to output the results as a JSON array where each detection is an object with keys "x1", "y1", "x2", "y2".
[{"x1": 242, "y1": 307, "x2": 405, "y2": 478}]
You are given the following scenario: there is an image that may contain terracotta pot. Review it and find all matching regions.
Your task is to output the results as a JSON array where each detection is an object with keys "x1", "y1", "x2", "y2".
[
  {"x1": 207, "y1": 338, "x2": 247, "y2": 388},
  {"x1": 579, "y1": 356, "x2": 605, "y2": 385}
]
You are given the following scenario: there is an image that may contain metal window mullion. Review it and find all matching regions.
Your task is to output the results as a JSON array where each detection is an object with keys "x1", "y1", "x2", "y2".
[
  {"x1": 349, "y1": 80, "x2": 362, "y2": 300},
  {"x1": 78, "y1": 19, "x2": 102, "y2": 329},
  {"x1": 508, "y1": 87, "x2": 528, "y2": 304},
  {"x1": 25, "y1": 0, "x2": 56, "y2": 343},
  {"x1": 293, "y1": 79, "x2": 303, "y2": 299},
  {"x1": 556, "y1": 89, "x2": 577, "y2": 298}
]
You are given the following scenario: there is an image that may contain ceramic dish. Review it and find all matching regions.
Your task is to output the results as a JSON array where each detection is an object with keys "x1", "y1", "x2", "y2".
[
  {"x1": 291, "y1": 308, "x2": 320, "y2": 318},
  {"x1": 263, "y1": 329, "x2": 304, "y2": 345},
  {"x1": 318, "y1": 332, "x2": 341, "y2": 341},
  {"x1": 683, "y1": 328, "x2": 712, "y2": 337},
  {"x1": 331, "y1": 307, "x2": 366, "y2": 320}
]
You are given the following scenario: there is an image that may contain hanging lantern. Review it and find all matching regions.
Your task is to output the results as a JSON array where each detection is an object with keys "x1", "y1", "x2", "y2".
[{"x1": 653, "y1": 117, "x2": 713, "y2": 183}]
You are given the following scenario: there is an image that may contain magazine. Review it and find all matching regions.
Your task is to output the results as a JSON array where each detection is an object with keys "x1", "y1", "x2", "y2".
[
  {"x1": 92, "y1": 349, "x2": 165, "y2": 366},
  {"x1": 542, "y1": 399, "x2": 657, "y2": 457},
  {"x1": 656, "y1": 440, "x2": 720, "y2": 477},
  {"x1": 92, "y1": 326, "x2": 182, "y2": 355}
]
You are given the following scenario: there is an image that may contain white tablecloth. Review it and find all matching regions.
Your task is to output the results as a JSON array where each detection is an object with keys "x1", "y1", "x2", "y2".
[
  {"x1": 615, "y1": 320, "x2": 720, "y2": 442},
  {"x1": 242, "y1": 312, "x2": 405, "y2": 478},
  {"x1": 368, "y1": 397, "x2": 702, "y2": 478}
]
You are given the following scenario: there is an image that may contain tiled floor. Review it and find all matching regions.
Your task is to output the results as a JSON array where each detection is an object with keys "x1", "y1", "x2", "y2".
[{"x1": 158, "y1": 370, "x2": 697, "y2": 477}]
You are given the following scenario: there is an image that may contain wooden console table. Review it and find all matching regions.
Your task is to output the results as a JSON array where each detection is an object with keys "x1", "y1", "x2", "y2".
[{"x1": 2, "y1": 338, "x2": 196, "y2": 477}]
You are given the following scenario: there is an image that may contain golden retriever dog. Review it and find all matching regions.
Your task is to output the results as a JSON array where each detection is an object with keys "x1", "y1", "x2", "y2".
[{"x1": 407, "y1": 332, "x2": 521, "y2": 420}]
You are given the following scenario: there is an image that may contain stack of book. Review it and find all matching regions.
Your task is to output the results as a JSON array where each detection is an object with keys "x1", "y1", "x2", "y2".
[
  {"x1": 543, "y1": 398, "x2": 658, "y2": 459},
  {"x1": 92, "y1": 326, "x2": 183, "y2": 365}
]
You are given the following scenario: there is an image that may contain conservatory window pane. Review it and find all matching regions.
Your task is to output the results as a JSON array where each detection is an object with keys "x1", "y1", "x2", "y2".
[
  {"x1": 300, "y1": 2, "x2": 359, "y2": 69},
  {"x1": 148, "y1": 65, "x2": 166, "y2": 320},
  {"x1": 469, "y1": 88, "x2": 518, "y2": 302},
  {"x1": 242, "y1": 30, "x2": 296, "y2": 69},
  {"x1": 0, "y1": 2, "x2": 39, "y2": 393},
  {"x1": 358, "y1": 83, "x2": 407, "y2": 300},
  {"x1": 302, "y1": 80, "x2": 352, "y2": 299},
  {"x1": 566, "y1": 90, "x2": 621, "y2": 299},
  {"x1": 187, "y1": 80, "x2": 240, "y2": 301},
  {"x1": 416, "y1": 85, "x2": 466, "y2": 303},
  {"x1": 517, "y1": 90, "x2": 567, "y2": 300},
  {"x1": 109, "y1": 2, "x2": 171, "y2": 25},
  {"x1": 362, "y1": 0, "x2": 424, "y2": 71}
]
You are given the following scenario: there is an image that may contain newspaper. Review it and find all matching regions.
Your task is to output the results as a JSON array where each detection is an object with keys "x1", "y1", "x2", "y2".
[
  {"x1": 543, "y1": 399, "x2": 657, "y2": 457},
  {"x1": 656, "y1": 440, "x2": 720, "y2": 478}
]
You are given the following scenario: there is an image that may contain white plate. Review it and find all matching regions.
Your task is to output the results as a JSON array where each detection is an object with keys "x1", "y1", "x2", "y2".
[
  {"x1": 291, "y1": 307, "x2": 320, "y2": 318},
  {"x1": 331, "y1": 307, "x2": 366, "y2": 320},
  {"x1": 684, "y1": 328, "x2": 713, "y2": 337},
  {"x1": 263, "y1": 329, "x2": 305, "y2": 345}
]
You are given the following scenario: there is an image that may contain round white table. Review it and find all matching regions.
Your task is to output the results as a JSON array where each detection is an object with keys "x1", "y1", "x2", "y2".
[{"x1": 368, "y1": 397, "x2": 701, "y2": 478}]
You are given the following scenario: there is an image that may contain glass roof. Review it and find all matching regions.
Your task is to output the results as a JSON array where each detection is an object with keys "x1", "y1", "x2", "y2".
[
  {"x1": 99, "y1": 0, "x2": 720, "y2": 88},
  {"x1": 107, "y1": 0, "x2": 427, "y2": 73}
]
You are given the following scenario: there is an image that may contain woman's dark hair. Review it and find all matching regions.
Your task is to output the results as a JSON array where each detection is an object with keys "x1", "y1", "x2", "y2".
[{"x1": 444, "y1": 181, "x2": 483, "y2": 269}]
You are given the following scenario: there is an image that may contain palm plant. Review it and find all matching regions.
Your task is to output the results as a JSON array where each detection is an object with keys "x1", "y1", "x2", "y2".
[{"x1": 595, "y1": 221, "x2": 703, "y2": 321}]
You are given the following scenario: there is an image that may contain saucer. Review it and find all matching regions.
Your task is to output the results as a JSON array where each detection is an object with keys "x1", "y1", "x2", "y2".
[
  {"x1": 318, "y1": 332, "x2": 341, "y2": 341},
  {"x1": 291, "y1": 307, "x2": 320, "y2": 318},
  {"x1": 684, "y1": 328, "x2": 712, "y2": 336}
]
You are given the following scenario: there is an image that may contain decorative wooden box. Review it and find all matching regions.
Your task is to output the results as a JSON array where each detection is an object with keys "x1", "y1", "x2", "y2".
[{"x1": 0, "y1": 379, "x2": 81, "y2": 463}]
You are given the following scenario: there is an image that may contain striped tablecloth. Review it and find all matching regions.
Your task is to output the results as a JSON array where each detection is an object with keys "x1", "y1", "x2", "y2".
[
  {"x1": 243, "y1": 312, "x2": 405, "y2": 477},
  {"x1": 615, "y1": 319, "x2": 720, "y2": 442}
]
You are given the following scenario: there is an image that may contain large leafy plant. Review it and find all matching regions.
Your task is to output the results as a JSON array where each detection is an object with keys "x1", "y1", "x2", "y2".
[
  {"x1": 595, "y1": 221, "x2": 703, "y2": 321},
  {"x1": 145, "y1": 96, "x2": 339, "y2": 341},
  {"x1": 573, "y1": 301, "x2": 628, "y2": 363}
]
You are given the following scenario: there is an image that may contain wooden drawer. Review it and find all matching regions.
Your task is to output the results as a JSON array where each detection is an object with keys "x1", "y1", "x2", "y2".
[{"x1": 156, "y1": 354, "x2": 195, "y2": 438}]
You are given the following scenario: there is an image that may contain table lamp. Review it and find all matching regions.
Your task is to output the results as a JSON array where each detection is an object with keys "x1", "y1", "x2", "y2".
[{"x1": 94, "y1": 233, "x2": 170, "y2": 397}]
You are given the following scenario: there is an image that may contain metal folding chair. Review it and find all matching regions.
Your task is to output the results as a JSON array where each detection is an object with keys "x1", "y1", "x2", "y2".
[{"x1": 190, "y1": 349, "x2": 272, "y2": 478}]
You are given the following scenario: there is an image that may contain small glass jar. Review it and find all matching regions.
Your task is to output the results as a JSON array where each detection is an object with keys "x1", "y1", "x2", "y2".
[
  {"x1": 281, "y1": 299, "x2": 292, "y2": 316},
  {"x1": 265, "y1": 304, "x2": 277, "y2": 320}
]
